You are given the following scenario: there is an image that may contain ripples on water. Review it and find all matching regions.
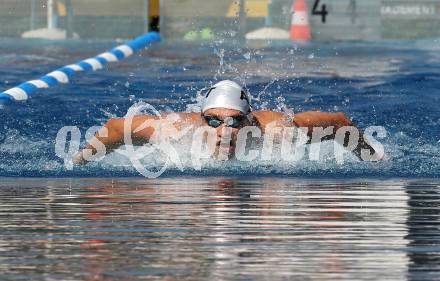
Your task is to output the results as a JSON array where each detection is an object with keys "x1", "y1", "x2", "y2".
[
  {"x1": 0, "y1": 177, "x2": 439, "y2": 280},
  {"x1": 0, "y1": 40, "x2": 439, "y2": 177},
  {"x1": 0, "y1": 39, "x2": 439, "y2": 280}
]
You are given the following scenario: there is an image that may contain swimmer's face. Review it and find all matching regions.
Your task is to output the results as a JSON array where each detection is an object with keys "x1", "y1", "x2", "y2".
[{"x1": 203, "y1": 108, "x2": 251, "y2": 158}]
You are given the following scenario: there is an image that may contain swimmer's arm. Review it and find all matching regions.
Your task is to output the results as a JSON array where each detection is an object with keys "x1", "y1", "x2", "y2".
[
  {"x1": 74, "y1": 116, "x2": 157, "y2": 164},
  {"x1": 293, "y1": 111, "x2": 378, "y2": 160}
]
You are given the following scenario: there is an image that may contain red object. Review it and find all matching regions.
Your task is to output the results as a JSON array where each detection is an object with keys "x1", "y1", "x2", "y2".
[{"x1": 290, "y1": 0, "x2": 311, "y2": 41}]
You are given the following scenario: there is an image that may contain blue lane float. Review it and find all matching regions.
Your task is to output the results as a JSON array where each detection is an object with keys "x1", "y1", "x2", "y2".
[{"x1": 0, "y1": 31, "x2": 161, "y2": 106}]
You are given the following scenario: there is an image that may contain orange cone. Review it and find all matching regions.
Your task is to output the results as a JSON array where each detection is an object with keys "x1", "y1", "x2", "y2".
[{"x1": 290, "y1": 0, "x2": 311, "y2": 41}]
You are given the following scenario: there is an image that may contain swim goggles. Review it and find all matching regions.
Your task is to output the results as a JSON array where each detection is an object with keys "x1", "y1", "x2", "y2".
[{"x1": 204, "y1": 115, "x2": 245, "y2": 128}]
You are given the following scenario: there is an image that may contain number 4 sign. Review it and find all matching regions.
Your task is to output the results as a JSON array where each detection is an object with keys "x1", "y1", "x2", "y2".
[{"x1": 312, "y1": 0, "x2": 328, "y2": 23}]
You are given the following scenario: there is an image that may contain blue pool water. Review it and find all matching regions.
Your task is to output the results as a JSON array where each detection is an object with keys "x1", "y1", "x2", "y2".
[
  {"x1": 0, "y1": 38, "x2": 439, "y2": 281},
  {"x1": 0, "y1": 39, "x2": 439, "y2": 177}
]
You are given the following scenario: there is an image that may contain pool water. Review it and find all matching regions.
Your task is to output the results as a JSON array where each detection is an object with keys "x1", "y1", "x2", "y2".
[
  {"x1": 0, "y1": 39, "x2": 438, "y2": 178},
  {"x1": 0, "y1": 177, "x2": 439, "y2": 280},
  {"x1": 0, "y1": 38, "x2": 439, "y2": 280}
]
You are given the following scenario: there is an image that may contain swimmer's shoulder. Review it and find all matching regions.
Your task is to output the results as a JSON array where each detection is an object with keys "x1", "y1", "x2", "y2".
[
  {"x1": 127, "y1": 112, "x2": 203, "y2": 128},
  {"x1": 161, "y1": 112, "x2": 204, "y2": 126},
  {"x1": 251, "y1": 111, "x2": 295, "y2": 129},
  {"x1": 173, "y1": 112, "x2": 203, "y2": 123}
]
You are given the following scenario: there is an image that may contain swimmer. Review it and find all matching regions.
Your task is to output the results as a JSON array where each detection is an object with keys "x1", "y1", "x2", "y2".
[{"x1": 74, "y1": 80, "x2": 380, "y2": 164}]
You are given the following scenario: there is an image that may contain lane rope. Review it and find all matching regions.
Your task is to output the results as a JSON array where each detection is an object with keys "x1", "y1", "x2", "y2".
[{"x1": 0, "y1": 31, "x2": 160, "y2": 105}]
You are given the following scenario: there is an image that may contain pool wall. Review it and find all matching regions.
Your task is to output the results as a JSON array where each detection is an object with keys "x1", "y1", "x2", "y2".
[{"x1": 1, "y1": 0, "x2": 440, "y2": 40}]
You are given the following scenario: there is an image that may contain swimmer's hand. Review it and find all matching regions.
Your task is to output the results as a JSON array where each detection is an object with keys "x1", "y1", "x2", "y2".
[
  {"x1": 353, "y1": 135, "x2": 384, "y2": 161},
  {"x1": 73, "y1": 151, "x2": 87, "y2": 165},
  {"x1": 73, "y1": 145, "x2": 110, "y2": 165}
]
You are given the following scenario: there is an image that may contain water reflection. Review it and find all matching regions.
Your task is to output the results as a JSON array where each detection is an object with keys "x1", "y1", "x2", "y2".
[
  {"x1": 0, "y1": 178, "x2": 438, "y2": 280},
  {"x1": 406, "y1": 182, "x2": 440, "y2": 281}
]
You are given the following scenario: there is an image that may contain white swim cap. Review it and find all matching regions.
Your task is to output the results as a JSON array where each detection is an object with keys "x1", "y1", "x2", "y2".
[{"x1": 201, "y1": 80, "x2": 251, "y2": 114}]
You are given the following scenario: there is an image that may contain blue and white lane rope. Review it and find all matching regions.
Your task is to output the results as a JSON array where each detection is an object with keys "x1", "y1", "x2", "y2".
[{"x1": 0, "y1": 31, "x2": 160, "y2": 105}]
